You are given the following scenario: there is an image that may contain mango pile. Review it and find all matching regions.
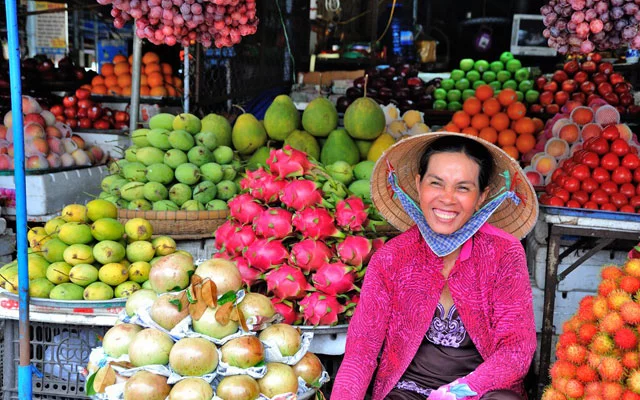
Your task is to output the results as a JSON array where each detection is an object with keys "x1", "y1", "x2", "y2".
[{"x1": 0, "y1": 200, "x2": 181, "y2": 301}]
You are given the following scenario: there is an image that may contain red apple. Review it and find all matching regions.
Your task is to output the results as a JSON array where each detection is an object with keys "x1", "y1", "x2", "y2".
[
  {"x1": 581, "y1": 60, "x2": 597, "y2": 73},
  {"x1": 628, "y1": 105, "x2": 640, "y2": 114},
  {"x1": 614, "y1": 82, "x2": 630, "y2": 94},
  {"x1": 555, "y1": 91, "x2": 569, "y2": 106},
  {"x1": 75, "y1": 88, "x2": 91, "y2": 100},
  {"x1": 23, "y1": 122, "x2": 46, "y2": 139},
  {"x1": 564, "y1": 60, "x2": 580, "y2": 74},
  {"x1": 77, "y1": 99, "x2": 93, "y2": 109},
  {"x1": 62, "y1": 96, "x2": 77, "y2": 108},
  {"x1": 580, "y1": 81, "x2": 596, "y2": 94},
  {"x1": 536, "y1": 76, "x2": 548, "y2": 90},
  {"x1": 66, "y1": 118, "x2": 78, "y2": 129},
  {"x1": 546, "y1": 104, "x2": 560, "y2": 114},
  {"x1": 571, "y1": 92, "x2": 587, "y2": 104},
  {"x1": 114, "y1": 121, "x2": 128, "y2": 130},
  {"x1": 598, "y1": 62, "x2": 614, "y2": 75},
  {"x1": 610, "y1": 73, "x2": 625, "y2": 85},
  {"x1": 55, "y1": 115, "x2": 66, "y2": 123},
  {"x1": 604, "y1": 92, "x2": 619, "y2": 106},
  {"x1": 586, "y1": 94, "x2": 601, "y2": 104},
  {"x1": 78, "y1": 118, "x2": 92, "y2": 129},
  {"x1": 87, "y1": 106, "x2": 103, "y2": 120},
  {"x1": 64, "y1": 108, "x2": 77, "y2": 119},
  {"x1": 93, "y1": 119, "x2": 110, "y2": 130},
  {"x1": 24, "y1": 113, "x2": 46, "y2": 127},
  {"x1": 620, "y1": 93, "x2": 634, "y2": 107},
  {"x1": 562, "y1": 79, "x2": 577, "y2": 93},
  {"x1": 530, "y1": 104, "x2": 543, "y2": 113},
  {"x1": 616, "y1": 105, "x2": 626, "y2": 114},
  {"x1": 45, "y1": 126, "x2": 62, "y2": 138},
  {"x1": 543, "y1": 81, "x2": 559, "y2": 92},
  {"x1": 539, "y1": 91, "x2": 555, "y2": 106},
  {"x1": 114, "y1": 111, "x2": 129, "y2": 123},
  {"x1": 592, "y1": 72, "x2": 608, "y2": 85},
  {"x1": 77, "y1": 108, "x2": 88, "y2": 119},
  {"x1": 597, "y1": 82, "x2": 613, "y2": 96},
  {"x1": 49, "y1": 104, "x2": 64, "y2": 117},
  {"x1": 590, "y1": 53, "x2": 602, "y2": 63},
  {"x1": 553, "y1": 70, "x2": 569, "y2": 83},
  {"x1": 574, "y1": 71, "x2": 589, "y2": 84}
]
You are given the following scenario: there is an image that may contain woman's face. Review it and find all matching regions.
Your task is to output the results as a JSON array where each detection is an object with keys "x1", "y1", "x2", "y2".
[{"x1": 415, "y1": 152, "x2": 488, "y2": 235}]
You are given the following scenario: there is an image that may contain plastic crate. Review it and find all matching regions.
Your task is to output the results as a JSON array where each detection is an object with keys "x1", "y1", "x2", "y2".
[{"x1": 2, "y1": 319, "x2": 108, "y2": 399}]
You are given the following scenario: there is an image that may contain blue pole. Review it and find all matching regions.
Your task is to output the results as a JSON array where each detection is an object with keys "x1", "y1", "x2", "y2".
[{"x1": 4, "y1": 1, "x2": 32, "y2": 399}]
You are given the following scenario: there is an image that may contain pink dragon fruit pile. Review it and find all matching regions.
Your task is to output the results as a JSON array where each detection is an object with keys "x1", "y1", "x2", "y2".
[{"x1": 213, "y1": 145, "x2": 385, "y2": 326}]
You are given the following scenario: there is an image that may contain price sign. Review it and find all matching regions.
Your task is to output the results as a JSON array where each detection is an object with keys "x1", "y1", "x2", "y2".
[{"x1": 28, "y1": 1, "x2": 68, "y2": 56}]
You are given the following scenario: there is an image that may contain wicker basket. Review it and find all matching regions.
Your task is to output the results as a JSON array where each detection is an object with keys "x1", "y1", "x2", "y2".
[{"x1": 117, "y1": 209, "x2": 229, "y2": 240}]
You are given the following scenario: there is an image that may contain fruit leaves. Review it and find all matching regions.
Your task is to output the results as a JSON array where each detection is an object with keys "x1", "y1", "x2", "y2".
[
  {"x1": 187, "y1": 276, "x2": 218, "y2": 321},
  {"x1": 93, "y1": 365, "x2": 116, "y2": 394}
]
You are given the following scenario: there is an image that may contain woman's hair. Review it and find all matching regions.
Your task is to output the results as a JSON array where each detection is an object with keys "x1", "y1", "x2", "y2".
[{"x1": 417, "y1": 136, "x2": 494, "y2": 192}]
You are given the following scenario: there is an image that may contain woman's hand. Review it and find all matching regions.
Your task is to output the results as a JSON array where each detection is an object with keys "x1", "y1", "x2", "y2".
[{"x1": 427, "y1": 379, "x2": 477, "y2": 400}]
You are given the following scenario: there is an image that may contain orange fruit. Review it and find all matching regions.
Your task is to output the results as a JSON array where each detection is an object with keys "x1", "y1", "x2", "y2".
[
  {"x1": 478, "y1": 127, "x2": 498, "y2": 144},
  {"x1": 80, "y1": 84, "x2": 92, "y2": 90},
  {"x1": 128, "y1": 55, "x2": 134, "y2": 64},
  {"x1": 470, "y1": 113, "x2": 490, "y2": 130},
  {"x1": 482, "y1": 98, "x2": 501, "y2": 117},
  {"x1": 163, "y1": 74, "x2": 173, "y2": 85},
  {"x1": 140, "y1": 74, "x2": 148, "y2": 87},
  {"x1": 532, "y1": 117, "x2": 545, "y2": 133},
  {"x1": 91, "y1": 85, "x2": 108, "y2": 95},
  {"x1": 91, "y1": 76, "x2": 105, "y2": 86},
  {"x1": 104, "y1": 75, "x2": 118, "y2": 88},
  {"x1": 140, "y1": 86, "x2": 151, "y2": 96},
  {"x1": 497, "y1": 129, "x2": 517, "y2": 147},
  {"x1": 461, "y1": 127, "x2": 478, "y2": 136},
  {"x1": 462, "y1": 97, "x2": 482, "y2": 116},
  {"x1": 112, "y1": 54, "x2": 128, "y2": 64},
  {"x1": 475, "y1": 85, "x2": 494, "y2": 102},
  {"x1": 121, "y1": 86, "x2": 132, "y2": 96},
  {"x1": 506, "y1": 102, "x2": 526, "y2": 121},
  {"x1": 490, "y1": 112, "x2": 510, "y2": 131},
  {"x1": 452, "y1": 111, "x2": 471, "y2": 129},
  {"x1": 515, "y1": 134, "x2": 536, "y2": 154},
  {"x1": 497, "y1": 89, "x2": 518, "y2": 107},
  {"x1": 161, "y1": 63, "x2": 173, "y2": 75},
  {"x1": 150, "y1": 86, "x2": 168, "y2": 97},
  {"x1": 117, "y1": 74, "x2": 132, "y2": 88},
  {"x1": 173, "y1": 77, "x2": 183, "y2": 88},
  {"x1": 148, "y1": 72, "x2": 164, "y2": 88},
  {"x1": 142, "y1": 52, "x2": 160, "y2": 65},
  {"x1": 443, "y1": 122, "x2": 461, "y2": 133},
  {"x1": 145, "y1": 63, "x2": 161, "y2": 75},
  {"x1": 502, "y1": 145, "x2": 520, "y2": 160},
  {"x1": 108, "y1": 85, "x2": 122, "y2": 96},
  {"x1": 514, "y1": 117, "x2": 536, "y2": 135},
  {"x1": 166, "y1": 85, "x2": 177, "y2": 97},
  {"x1": 101, "y1": 63, "x2": 115, "y2": 77},
  {"x1": 114, "y1": 62, "x2": 130, "y2": 76}
]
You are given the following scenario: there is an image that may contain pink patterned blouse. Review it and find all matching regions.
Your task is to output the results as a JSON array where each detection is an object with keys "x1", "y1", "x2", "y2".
[{"x1": 331, "y1": 224, "x2": 536, "y2": 400}]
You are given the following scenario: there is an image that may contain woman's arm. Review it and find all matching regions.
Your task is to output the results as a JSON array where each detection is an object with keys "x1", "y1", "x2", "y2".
[{"x1": 331, "y1": 249, "x2": 393, "y2": 399}]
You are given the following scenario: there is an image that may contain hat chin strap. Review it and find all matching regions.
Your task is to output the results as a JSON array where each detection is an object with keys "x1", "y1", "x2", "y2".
[{"x1": 388, "y1": 170, "x2": 520, "y2": 257}]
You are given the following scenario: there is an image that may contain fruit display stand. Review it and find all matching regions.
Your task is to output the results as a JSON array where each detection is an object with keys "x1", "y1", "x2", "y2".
[
  {"x1": 536, "y1": 206, "x2": 640, "y2": 396},
  {"x1": 117, "y1": 209, "x2": 229, "y2": 240}
]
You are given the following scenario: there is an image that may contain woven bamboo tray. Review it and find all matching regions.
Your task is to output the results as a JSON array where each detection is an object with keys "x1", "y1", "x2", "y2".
[{"x1": 117, "y1": 209, "x2": 229, "y2": 239}]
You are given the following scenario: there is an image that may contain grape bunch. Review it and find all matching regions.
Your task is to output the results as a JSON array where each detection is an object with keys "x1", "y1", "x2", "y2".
[
  {"x1": 96, "y1": 0, "x2": 258, "y2": 48},
  {"x1": 541, "y1": 0, "x2": 640, "y2": 54}
]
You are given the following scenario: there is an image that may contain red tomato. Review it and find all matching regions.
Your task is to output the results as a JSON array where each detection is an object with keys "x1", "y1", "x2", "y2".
[
  {"x1": 620, "y1": 183, "x2": 636, "y2": 198},
  {"x1": 546, "y1": 183, "x2": 559, "y2": 195},
  {"x1": 583, "y1": 201, "x2": 599, "y2": 209},
  {"x1": 548, "y1": 196, "x2": 565, "y2": 207},
  {"x1": 552, "y1": 168, "x2": 566, "y2": 182},
  {"x1": 634, "y1": 167, "x2": 640, "y2": 183},
  {"x1": 581, "y1": 178, "x2": 599, "y2": 193},
  {"x1": 610, "y1": 193, "x2": 629, "y2": 208},
  {"x1": 581, "y1": 151, "x2": 601, "y2": 169},
  {"x1": 556, "y1": 175, "x2": 569, "y2": 187},
  {"x1": 552, "y1": 187, "x2": 571, "y2": 203},
  {"x1": 563, "y1": 176, "x2": 581, "y2": 193},
  {"x1": 630, "y1": 195, "x2": 640, "y2": 208},
  {"x1": 571, "y1": 190, "x2": 589, "y2": 205},
  {"x1": 591, "y1": 189, "x2": 609, "y2": 205},
  {"x1": 622, "y1": 153, "x2": 640, "y2": 170},
  {"x1": 612, "y1": 166, "x2": 633, "y2": 185},
  {"x1": 566, "y1": 200, "x2": 581, "y2": 208},
  {"x1": 539, "y1": 194, "x2": 552, "y2": 204},
  {"x1": 592, "y1": 167, "x2": 610, "y2": 183},
  {"x1": 611, "y1": 139, "x2": 631, "y2": 157},
  {"x1": 600, "y1": 181, "x2": 619, "y2": 195},
  {"x1": 562, "y1": 159, "x2": 577, "y2": 171},
  {"x1": 600, "y1": 153, "x2": 620, "y2": 171},
  {"x1": 585, "y1": 137, "x2": 610, "y2": 155},
  {"x1": 570, "y1": 164, "x2": 591, "y2": 181},
  {"x1": 602, "y1": 125, "x2": 621, "y2": 141},
  {"x1": 620, "y1": 205, "x2": 635, "y2": 213},
  {"x1": 600, "y1": 203, "x2": 617, "y2": 211}
]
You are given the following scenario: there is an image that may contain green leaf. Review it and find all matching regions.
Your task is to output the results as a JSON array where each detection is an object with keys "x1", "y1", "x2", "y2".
[
  {"x1": 169, "y1": 298, "x2": 183, "y2": 311},
  {"x1": 186, "y1": 289, "x2": 197, "y2": 304},
  {"x1": 85, "y1": 371, "x2": 97, "y2": 396},
  {"x1": 218, "y1": 290, "x2": 238, "y2": 305},
  {"x1": 255, "y1": 360, "x2": 266, "y2": 368}
]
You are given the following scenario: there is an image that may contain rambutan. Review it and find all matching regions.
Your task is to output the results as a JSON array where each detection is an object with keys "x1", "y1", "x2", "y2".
[
  {"x1": 601, "y1": 265, "x2": 624, "y2": 281},
  {"x1": 541, "y1": 387, "x2": 566, "y2": 400},
  {"x1": 621, "y1": 301, "x2": 640, "y2": 325},
  {"x1": 590, "y1": 333, "x2": 615, "y2": 355},
  {"x1": 620, "y1": 276, "x2": 640, "y2": 294},
  {"x1": 608, "y1": 289, "x2": 633, "y2": 310},
  {"x1": 559, "y1": 330, "x2": 580, "y2": 347},
  {"x1": 600, "y1": 312, "x2": 625, "y2": 334},
  {"x1": 585, "y1": 381, "x2": 602, "y2": 395},
  {"x1": 579, "y1": 296, "x2": 598, "y2": 322},
  {"x1": 564, "y1": 378, "x2": 585, "y2": 398},
  {"x1": 579, "y1": 323, "x2": 599, "y2": 345},
  {"x1": 584, "y1": 395, "x2": 605, "y2": 400},
  {"x1": 625, "y1": 259, "x2": 640, "y2": 278},
  {"x1": 597, "y1": 356, "x2": 625, "y2": 382},
  {"x1": 601, "y1": 381, "x2": 625, "y2": 400},
  {"x1": 550, "y1": 360, "x2": 577, "y2": 380},
  {"x1": 555, "y1": 346, "x2": 568, "y2": 362},
  {"x1": 593, "y1": 296, "x2": 610, "y2": 319},
  {"x1": 627, "y1": 369, "x2": 640, "y2": 394},
  {"x1": 576, "y1": 364, "x2": 599, "y2": 383},
  {"x1": 614, "y1": 326, "x2": 638, "y2": 350},
  {"x1": 623, "y1": 351, "x2": 640, "y2": 369},
  {"x1": 599, "y1": 279, "x2": 619, "y2": 297},
  {"x1": 566, "y1": 343, "x2": 588, "y2": 365},
  {"x1": 563, "y1": 316, "x2": 583, "y2": 333},
  {"x1": 623, "y1": 391, "x2": 640, "y2": 400}
]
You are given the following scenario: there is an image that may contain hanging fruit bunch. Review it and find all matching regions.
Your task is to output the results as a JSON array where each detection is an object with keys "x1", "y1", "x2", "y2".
[
  {"x1": 96, "y1": 0, "x2": 259, "y2": 48},
  {"x1": 541, "y1": 0, "x2": 640, "y2": 54},
  {"x1": 213, "y1": 146, "x2": 387, "y2": 326}
]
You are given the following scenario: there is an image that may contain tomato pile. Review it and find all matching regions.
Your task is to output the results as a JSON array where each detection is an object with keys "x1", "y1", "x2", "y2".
[
  {"x1": 540, "y1": 123, "x2": 640, "y2": 213},
  {"x1": 48, "y1": 88, "x2": 130, "y2": 130}
]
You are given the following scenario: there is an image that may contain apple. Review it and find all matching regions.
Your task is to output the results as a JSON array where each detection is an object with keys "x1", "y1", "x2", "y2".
[
  {"x1": 553, "y1": 70, "x2": 569, "y2": 83},
  {"x1": 562, "y1": 79, "x2": 577, "y2": 93},
  {"x1": 93, "y1": 119, "x2": 110, "y2": 130},
  {"x1": 530, "y1": 104, "x2": 543, "y2": 113},
  {"x1": 616, "y1": 105, "x2": 626, "y2": 114},
  {"x1": 536, "y1": 76, "x2": 548, "y2": 90},
  {"x1": 45, "y1": 126, "x2": 62, "y2": 138},
  {"x1": 620, "y1": 93, "x2": 634, "y2": 107},
  {"x1": 543, "y1": 81, "x2": 559, "y2": 92},
  {"x1": 564, "y1": 60, "x2": 580, "y2": 74},
  {"x1": 539, "y1": 91, "x2": 555, "y2": 106},
  {"x1": 24, "y1": 113, "x2": 46, "y2": 127},
  {"x1": 23, "y1": 122, "x2": 46, "y2": 139},
  {"x1": 78, "y1": 118, "x2": 92, "y2": 129},
  {"x1": 628, "y1": 105, "x2": 640, "y2": 114},
  {"x1": 580, "y1": 81, "x2": 596, "y2": 94},
  {"x1": 75, "y1": 88, "x2": 91, "y2": 100},
  {"x1": 614, "y1": 82, "x2": 630, "y2": 94},
  {"x1": 70, "y1": 134, "x2": 85, "y2": 149},
  {"x1": 592, "y1": 72, "x2": 608, "y2": 85},
  {"x1": 64, "y1": 108, "x2": 77, "y2": 119},
  {"x1": 571, "y1": 92, "x2": 587, "y2": 104},
  {"x1": 49, "y1": 104, "x2": 64, "y2": 117},
  {"x1": 66, "y1": 118, "x2": 78, "y2": 129},
  {"x1": 40, "y1": 110, "x2": 56, "y2": 126},
  {"x1": 114, "y1": 111, "x2": 129, "y2": 123},
  {"x1": 610, "y1": 73, "x2": 625, "y2": 85},
  {"x1": 26, "y1": 154, "x2": 49, "y2": 170},
  {"x1": 77, "y1": 99, "x2": 93, "y2": 109},
  {"x1": 114, "y1": 121, "x2": 128, "y2": 130},
  {"x1": 590, "y1": 53, "x2": 602, "y2": 63},
  {"x1": 406, "y1": 77, "x2": 422, "y2": 87},
  {"x1": 586, "y1": 94, "x2": 601, "y2": 104},
  {"x1": 555, "y1": 91, "x2": 569, "y2": 106},
  {"x1": 581, "y1": 60, "x2": 597, "y2": 73},
  {"x1": 574, "y1": 71, "x2": 589, "y2": 84},
  {"x1": 546, "y1": 104, "x2": 560, "y2": 114},
  {"x1": 55, "y1": 115, "x2": 66, "y2": 123},
  {"x1": 77, "y1": 108, "x2": 88, "y2": 119},
  {"x1": 62, "y1": 96, "x2": 77, "y2": 108},
  {"x1": 603, "y1": 92, "x2": 619, "y2": 106},
  {"x1": 21, "y1": 96, "x2": 42, "y2": 114},
  {"x1": 598, "y1": 62, "x2": 614, "y2": 75}
]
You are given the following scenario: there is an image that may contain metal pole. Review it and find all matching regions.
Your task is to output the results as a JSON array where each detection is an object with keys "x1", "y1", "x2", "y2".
[
  {"x1": 5, "y1": 0, "x2": 32, "y2": 398},
  {"x1": 183, "y1": 45, "x2": 190, "y2": 113},
  {"x1": 129, "y1": 30, "x2": 142, "y2": 132}
]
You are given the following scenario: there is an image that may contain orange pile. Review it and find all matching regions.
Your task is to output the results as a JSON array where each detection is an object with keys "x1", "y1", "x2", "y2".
[
  {"x1": 441, "y1": 85, "x2": 544, "y2": 161},
  {"x1": 82, "y1": 52, "x2": 183, "y2": 98}
]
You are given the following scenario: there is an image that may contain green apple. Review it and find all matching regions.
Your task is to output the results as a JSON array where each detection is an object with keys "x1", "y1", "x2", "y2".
[
  {"x1": 447, "y1": 101, "x2": 462, "y2": 111},
  {"x1": 447, "y1": 89, "x2": 462, "y2": 102},
  {"x1": 482, "y1": 71, "x2": 496, "y2": 83},
  {"x1": 462, "y1": 89, "x2": 476, "y2": 101},
  {"x1": 503, "y1": 80, "x2": 518, "y2": 90},
  {"x1": 433, "y1": 100, "x2": 448, "y2": 110},
  {"x1": 490, "y1": 61, "x2": 504, "y2": 73},
  {"x1": 472, "y1": 80, "x2": 486, "y2": 89},
  {"x1": 496, "y1": 70, "x2": 512, "y2": 83},
  {"x1": 450, "y1": 69, "x2": 465, "y2": 81},
  {"x1": 434, "y1": 88, "x2": 448, "y2": 100},
  {"x1": 500, "y1": 51, "x2": 515, "y2": 64},
  {"x1": 454, "y1": 78, "x2": 470, "y2": 91},
  {"x1": 516, "y1": 91, "x2": 524, "y2": 102},
  {"x1": 474, "y1": 60, "x2": 490, "y2": 73},
  {"x1": 466, "y1": 70, "x2": 481, "y2": 82},
  {"x1": 441, "y1": 79, "x2": 455, "y2": 91},
  {"x1": 518, "y1": 80, "x2": 533, "y2": 92},
  {"x1": 506, "y1": 59, "x2": 522, "y2": 73},
  {"x1": 494, "y1": 89, "x2": 501, "y2": 97},
  {"x1": 514, "y1": 67, "x2": 530, "y2": 82},
  {"x1": 489, "y1": 81, "x2": 502, "y2": 91},
  {"x1": 525, "y1": 89, "x2": 540, "y2": 104},
  {"x1": 459, "y1": 58, "x2": 475, "y2": 72}
]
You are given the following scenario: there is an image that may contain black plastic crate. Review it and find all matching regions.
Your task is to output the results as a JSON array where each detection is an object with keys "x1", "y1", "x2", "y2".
[{"x1": 2, "y1": 319, "x2": 109, "y2": 400}]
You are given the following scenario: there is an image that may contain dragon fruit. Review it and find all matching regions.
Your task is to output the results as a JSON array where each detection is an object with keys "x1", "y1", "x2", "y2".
[
  {"x1": 299, "y1": 292, "x2": 344, "y2": 326},
  {"x1": 368, "y1": 237, "x2": 386, "y2": 264},
  {"x1": 312, "y1": 261, "x2": 357, "y2": 295},
  {"x1": 343, "y1": 293, "x2": 360, "y2": 319},
  {"x1": 265, "y1": 264, "x2": 311, "y2": 300},
  {"x1": 289, "y1": 239, "x2": 334, "y2": 274},
  {"x1": 214, "y1": 220, "x2": 236, "y2": 251},
  {"x1": 239, "y1": 167, "x2": 269, "y2": 191},
  {"x1": 271, "y1": 298, "x2": 301, "y2": 325},
  {"x1": 336, "y1": 236, "x2": 372, "y2": 267},
  {"x1": 266, "y1": 145, "x2": 314, "y2": 178},
  {"x1": 219, "y1": 222, "x2": 257, "y2": 256},
  {"x1": 244, "y1": 238, "x2": 289, "y2": 272},
  {"x1": 228, "y1": 193, "x2": 265, "y2": 225},
  {"x1": 292, "y1": 208, "x2": 344, "y2": 240},
  {"x1": 279, "y1": 179, "x2": 324, "y2": 210},
  {"x1": 253, "y1": 208, "x2": 293, "y2": 239},
  {"x1": 335, "y1": 197, "x2": 369, "y2": 231},
  {"x1": 241, "y1": 167, "x2": 286, "y2": 203}
]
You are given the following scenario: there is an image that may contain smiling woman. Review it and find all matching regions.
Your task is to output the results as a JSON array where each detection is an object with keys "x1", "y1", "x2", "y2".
[{"x1": 331, "y1": 132, "x2": 539, "y2": 400}]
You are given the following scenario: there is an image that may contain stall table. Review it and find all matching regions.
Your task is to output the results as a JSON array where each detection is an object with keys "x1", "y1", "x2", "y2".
[{"x1": 537, "y1": 207, "x2": 640, "y2": 397}]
